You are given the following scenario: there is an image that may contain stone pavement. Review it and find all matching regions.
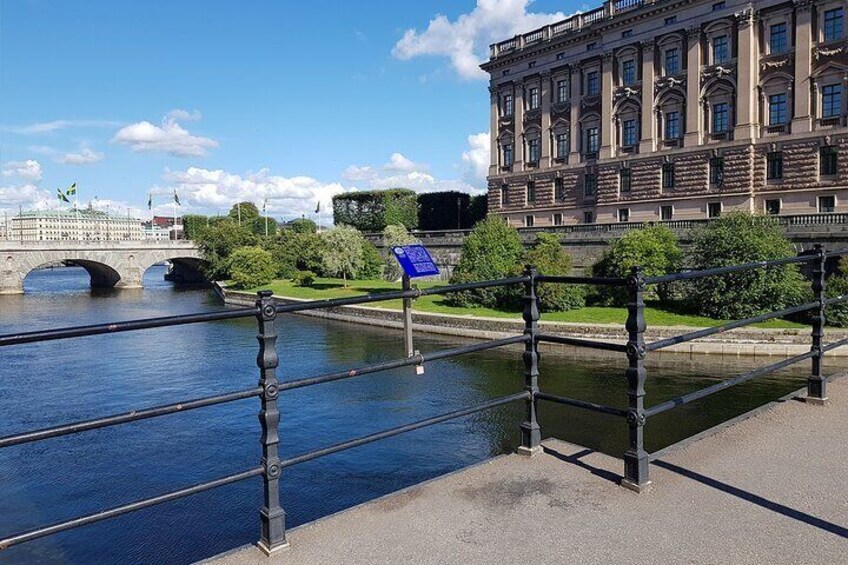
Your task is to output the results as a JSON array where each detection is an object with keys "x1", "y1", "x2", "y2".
[{"x1": 207, "y1": 378, "x2": 848, "y2": 565}]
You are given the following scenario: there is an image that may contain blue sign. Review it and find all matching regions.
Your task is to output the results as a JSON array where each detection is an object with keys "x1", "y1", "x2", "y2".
[{"x1": 391, "y1": 245, "x2": 440, "y2": 278}]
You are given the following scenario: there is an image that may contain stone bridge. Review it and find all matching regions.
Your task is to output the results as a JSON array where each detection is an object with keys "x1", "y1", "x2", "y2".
[{"x1": 0, "y1": 240, "x2": 205, "y2": 294}]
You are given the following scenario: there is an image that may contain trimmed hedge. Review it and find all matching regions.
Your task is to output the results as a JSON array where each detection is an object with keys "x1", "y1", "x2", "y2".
[
  {"x1": 416, "y1": 191, "x2": 489, "y2": 231},
  {"x1": 333, "y1": 189, "x2": 418, "y2": 232}
]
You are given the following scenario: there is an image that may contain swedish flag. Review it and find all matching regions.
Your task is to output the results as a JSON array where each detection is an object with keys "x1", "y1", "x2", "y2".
[
  {"x1": 57, "y1": 189, "x2": 70, "y2": 203},
  {"x1": 66, "y1": 183, "x2": 77, "y2": 196}
]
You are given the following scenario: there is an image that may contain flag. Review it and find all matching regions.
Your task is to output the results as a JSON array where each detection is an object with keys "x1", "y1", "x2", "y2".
[
  {"x1": 66, "y1": 183, "x2": 77, "y2": 196},
  {"x1": 262, "y1": 198, "x2": 267, "y2": 213},
  {"x1": 57, "y1": 189, "x2": 70, "y2": 203},
  {"x1": 148, "y1": 193, "x2": 153, "y2": 210},
  {"x1": 174, "y1": 190, "x2": 181, "y2": 206},
  {"x1": 315, "y1": 201, "x2": 321, "y2": 214}
]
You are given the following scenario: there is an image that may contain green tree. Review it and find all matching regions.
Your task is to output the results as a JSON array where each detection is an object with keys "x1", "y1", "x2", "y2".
[
  {"x1": 182, "y1": 214, "x2": 209, "y2": 240},
  {"x1": 445, "y1": 217, "x2": 524, "y2": 308},
  {"x1": 289, "y1": 218, "x2": 317, "y2": 233},
  {"x1": 229, "y1": 201, "x2": 260, "y2": 225},
  {"x1": 825, "y1": 258, "x2": 848, "y2": 327},
  {"x1": 194, "y1": 220, "x2": 258, "y2": 280},
  {"x1": 525, "y1": 233, "x2": 584, "y2": 312},
  {"x1": 321, "y1": 225, "x2": 366, "y2": 285},
  {"x1": 591, "y1": 225, "x2": 682, "y2": 306},
  {"x1": 359, "y1": 241, "x2": 384, "y2": 279},
  {"x1": 687, "y1": 212, "x2": 806, "y2": 319},
  {"x1": 227, "y1": 246, "x2": 276, "y2": 289},
  {"x1": 267, "y1": 230, "x2": 326, "y2": 279},
  {"x1": 382, "y1": 224, "x2": 419, "y2": 281}
]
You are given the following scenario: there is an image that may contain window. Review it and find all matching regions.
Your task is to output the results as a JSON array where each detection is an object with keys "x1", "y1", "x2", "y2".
[
  {"x1": 622, "y1": 60, "x2": 636, "y2": 85},
  {"x1": 767, "y1": 152, "x2": 784, "y2": 180},
  {"x1": 503, "y1": 143, "x2": 514, "y2": 167},
  {"x1": 557, "y1": 80, "x2": 568, "y2": 103},
  {"x1": 821, "y1": 146, "x2": 838, "y2": 175},
  {"x1": 622, "y1": 119, "x2": 637, "y2": 147},
  {"x1": 665, "y1": 111, "x2": 680, "y2": 139},
  {"x1": 618, "y1": 208, "x2": 630, "y2": 222},
  {"x1": 710, "y1": 157, "x2": 724, "y2": 186},
  {"x1": 586, "y1": 127, "x2": 600, "y2": 154},
  {"x1": 502, "y1": 93, "x2": 513, "y2": 116},
  {"x1": 712, "y1": 1, "x2": 725, "y2": 10},
  {"x1": 665, "y1": 48, "x2": 680, "y2": 75},
  {"x1": 502, "y1": 70, "x2": 511, "y2": 76},
  {"x1": 824, "y1": 8, "x2": 844, "y2": 42},
  {"x1": 665, "y1": 16, "x2": 677, "y2": 26},
  {"x1": 584, "y1": 211, "x2": 594, "y2": 223},
  {"x1": 713, "y1": 36, "x2": 729, "y2": 64},
  {"x1": 661, "y1": 205, "x2": 673, "y2": 220},
  {"x1": 556, "y1": 132, "x2": 569, "y2": 159},
  {"x1": 586, "y1": 71, "x2": 600, "y2": 96},
  {"x1": 713, "y1": 103, "x2": 729, "y2": 133},
  {"x1": 584, "y1": 174, "x2": 597, "y2": 196},
  {"x1": 819, "y1": 195, "x2": 836, "y2": 213},
  {"x1": 662, "y1": 163, "x2": 675, "y2": 189},
  {"x1": 528, "y1": 61, "x2": 536, "y2": 69},
  {"x1": 500, "y1": 184, "x2": 509, "y2": 206},
  {"x1": 822, "y1": 85, "x2": 842, "y2": 118},
  {"x1": 620, "y1": 168, "x2": 632, "y2": 192},
  {"x1": 557, "y1": 52, "x2": 566, "y2": 60},
  {"x1": 553, "y1": 213, "x2": 563, "y2": 226},
  {"x1": 708, "y1": 202, "x2": 722, "y2": 218},
  {"x1": 528, "y1": 87, "x2": 540, "y2": 110},
  {"x1": 622, "y1": 29, "x2": 633, "y2": 38},
  {"x1": 525, "y1": 215, "x2": 535, "y2": 227},
  {"x1": 587, "y1": 42, "x2": 597, "y2": 51},
  {"x1": 554, "y1": 178, "x2": 566, "y2": 202},
  {"x1": 769, "y1": 94, "x2": 788, "y2": 125},
  {"x1": 527, "y1": 181, "x2": 536, "y2": 203},
  {"x1": 769, "y1": 23, "x2": 787, "y2": 54},
  {"x1": 765, "y1": 199, "x2": 781, "y2": 215},
  {"x1": 528, "y1": 138, "x2": 540, "y2": 164}
]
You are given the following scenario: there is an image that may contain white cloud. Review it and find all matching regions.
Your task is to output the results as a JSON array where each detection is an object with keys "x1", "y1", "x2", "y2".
[
  {"x1": 56, "y1": 148, "x2": 104, "y2": 165},
  {"x1": 392, "y1": 0, "x2": 570, "y2": 80},
  {"x1": 343, "y1": 152, "x2": 481, "y2": 195},
  {"x1": 2, "y1": 160, "x2": 43, "y2": 182},
  {"x1": 159, "y1": 167, "x2": 347, "y2": 219},
  {"x1": 166, "y1": 108, "x2": 202, "y2": 121},
  {"x1": 2, "y1": 119, "x2": 123, "y2": 135},
  {"x1": 382, "y1": 152, "x2": 421, "y2": 173},
  {"x1": 342, "y1": 165, "x2": 378, "y2": 182},
  {"x1": 0, "y1": 183, "x2": 53, "y2": 215},
  {"x1": 461, "y1": 132, "x2": 490, "y2": 185},
  {"x1": 112, "y1": 114, "x2": 218, "y2": 158}
]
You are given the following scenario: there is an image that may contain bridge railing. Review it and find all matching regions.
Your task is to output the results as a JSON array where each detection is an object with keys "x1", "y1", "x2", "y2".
[{"x1": 1, "y1": 247, "x2": 846, "y2": 553}]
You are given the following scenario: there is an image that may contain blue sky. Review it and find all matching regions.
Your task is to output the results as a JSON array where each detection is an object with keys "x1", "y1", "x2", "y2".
[{"x1": 1, "y1": 0, "x2": 582, "y2": 220}]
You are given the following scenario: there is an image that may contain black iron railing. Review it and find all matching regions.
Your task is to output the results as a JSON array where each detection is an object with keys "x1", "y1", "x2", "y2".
[{"x1": 0, "y1": 246, "x2": 845, "y2": 553}]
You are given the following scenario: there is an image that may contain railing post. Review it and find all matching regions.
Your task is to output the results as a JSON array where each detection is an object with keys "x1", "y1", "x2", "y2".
[
  {"x1": 255, "y1": 290, "x2": 288, "y2": 554},
  {"x1": 808, "y1": 245, "x2": 828, "y2": 405},
  {"x1": 518, "y1": 265, "x2": 542, "y2": 456},
  {"x1": 622, "y1": 266, "x2": 651, "y2": 492}
]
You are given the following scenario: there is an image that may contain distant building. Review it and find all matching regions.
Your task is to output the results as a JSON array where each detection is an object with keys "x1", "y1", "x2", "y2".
[
  {"x1": 141, "y1": 216, "x2": 184, "y2": 240},
  {"x1": 7, "y1": 209, "x2": 144, "y2": 241},
  {"x1": 482, "y1": 0, "x2": 847, "y2": 227}
]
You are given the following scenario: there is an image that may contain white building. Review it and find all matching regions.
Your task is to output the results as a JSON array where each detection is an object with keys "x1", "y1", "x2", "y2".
[{"x1": 7, "y1": 209, "x2": 144, "y2": 241}]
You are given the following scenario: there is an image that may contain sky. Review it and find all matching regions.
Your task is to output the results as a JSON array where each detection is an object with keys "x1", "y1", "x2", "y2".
[{"x1": 0, "y1": 0, "x2": 585, "y2": 221}]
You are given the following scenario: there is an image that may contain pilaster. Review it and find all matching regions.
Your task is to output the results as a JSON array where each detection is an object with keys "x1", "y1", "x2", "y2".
[
  {"x1": 541, "y1": 70, "x2": 552, "y2": 167},
  {"x1": 735, "y1": 9, "x2": 759, "y2": 140},
  {"x1": 569, "y1": 67, "x2": 582, "y2": 162},
  {"x1": 685, "y1": 26, "x2": 703, "y2": 147},
  {"x1": 600, "y1": 52, "x2": 615, "y2": 159},
  {"x1": 793, "y1": 0, "x2": 814, "y2": 133},
  {"x1": 640, "y1": 40, "x2": 656, "y2": 153}
]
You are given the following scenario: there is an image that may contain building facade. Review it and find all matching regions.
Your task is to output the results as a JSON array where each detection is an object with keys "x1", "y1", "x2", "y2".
[
  {"x1": 7, "y1": 209, "x2": 144, "y2": 241},
  {"x1": 482, "y1": 0, "x2": 847, "y2": 227}
]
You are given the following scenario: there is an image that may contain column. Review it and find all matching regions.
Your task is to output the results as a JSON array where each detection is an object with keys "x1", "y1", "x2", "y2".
[
  {"x1": 685, "y1": 26, "x2": 703, "y2": 147},
  {"x1": 569, "y1": 66, "x2": 582, "y2": 162},
  {"x1": 515, "y1": 79, "x2": 525, "y2": 169},
  {"x1": 600, "y1": 52, "x2": 615, "y2": 159},
  {"x1": 640, "y1": 40, "x2": 656, "y2": 153},
  {"x1": 735, "y1": 9, "x2": 758, "y2": 140},
  {"x1": 489, "y1": 86, "x2": 500, "y2": 176},
  {"x1": 793, "y1": 0, "x2": 814, "y2": 133},
  {"x1": 541, "y1": 70, "x2": 552, "y2": 168}
]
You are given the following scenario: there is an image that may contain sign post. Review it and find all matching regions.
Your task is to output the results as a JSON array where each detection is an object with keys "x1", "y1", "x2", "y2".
[{"x1": 391, "y1": 245, "x2": 440, "y2": 371}]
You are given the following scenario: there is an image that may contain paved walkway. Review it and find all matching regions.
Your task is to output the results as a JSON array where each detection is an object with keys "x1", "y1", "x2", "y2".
[{"x1": 208, "y1": 378, "x2": 848, "y2": 565}]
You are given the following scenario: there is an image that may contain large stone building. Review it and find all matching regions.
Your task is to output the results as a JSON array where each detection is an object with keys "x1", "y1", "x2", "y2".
[
  {"x1": 6, "y1": 209, "x2": 144, "y2": 241},
  {"x1": 483, "y1": 0, "x2": 847, "y2": 227}
]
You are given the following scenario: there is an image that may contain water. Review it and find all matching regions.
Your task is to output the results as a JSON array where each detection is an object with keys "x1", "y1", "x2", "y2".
[{"x1": 0, "y1": 267, "x2": 829, "y2": 564}]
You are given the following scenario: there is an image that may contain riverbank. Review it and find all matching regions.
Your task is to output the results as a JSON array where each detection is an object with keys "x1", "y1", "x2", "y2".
[{"x1": 217, "y1": 284, "x2": 848, "y2": 358}]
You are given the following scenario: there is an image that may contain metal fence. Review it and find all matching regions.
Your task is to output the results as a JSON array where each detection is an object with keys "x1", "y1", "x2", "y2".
[{"x1": 0, "y1": 246, "x2": 845, "y2": 554}]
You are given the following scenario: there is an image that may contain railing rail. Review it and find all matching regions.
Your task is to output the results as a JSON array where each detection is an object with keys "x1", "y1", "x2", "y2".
[{"x1": 2, "y1": 246, "x2": 846, "y2": 553}]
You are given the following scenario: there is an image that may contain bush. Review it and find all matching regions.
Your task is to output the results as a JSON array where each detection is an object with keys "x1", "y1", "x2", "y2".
[
  {"x1": 359, "y1": 241, "x2": 384, "y2": 280},
  {"x1": 289, "y1": 218, "x2": 317, "y2": 233},
  {"x1": 292, "y1": 270, "x2": 316, "y2": 287},
  {"x1": 825, "y1": 258, "x2": 848, "y2": 327},
  {"x1": 332, "y1": 189, "x2": 418, "y2": 232},
  {"x1": 195, "y1": 221, "x2": 258, "y2": 280},
  {"x1": 445, "y1": 217, "x2": 524, "y2": 308},
  {"x1": 590, "y1": 225, "x2": 682, "y2": 306},
  {"x1": 525, "y1": 233, "x2": 584, "y2": 312},
  {"x1": 267, "y1": 230, "x2": 325, "y2": 279},
  {"x1": 687, "y1": 212, "x2": 807, "y2": 319},
  {"x1": 227, "y1": 246, "x2": 276, "y2": 289},
  {"x1": 382, "y1": 224, "x2": 420, "y2": 281}
]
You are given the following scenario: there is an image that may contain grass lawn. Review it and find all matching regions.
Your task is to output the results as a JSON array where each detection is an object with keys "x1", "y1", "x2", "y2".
[{"x1": 248, "y1": 278, "x2": 807, "y2": 329}]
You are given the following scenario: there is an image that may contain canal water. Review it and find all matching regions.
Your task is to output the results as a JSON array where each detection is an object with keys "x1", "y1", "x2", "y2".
[{"x1": 0, "y1": 267, "x2": 831, "y2": 564}]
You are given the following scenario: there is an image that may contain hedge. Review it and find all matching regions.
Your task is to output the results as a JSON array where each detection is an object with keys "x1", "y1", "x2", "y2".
[{"x1": 332, "y1": 189, "x2": 418, "y2": 232}]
